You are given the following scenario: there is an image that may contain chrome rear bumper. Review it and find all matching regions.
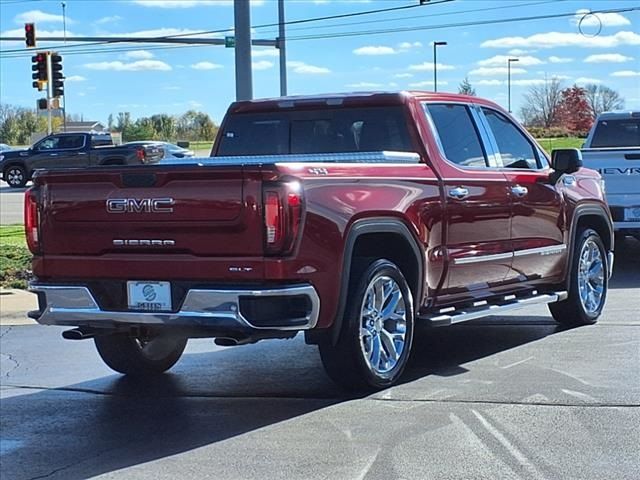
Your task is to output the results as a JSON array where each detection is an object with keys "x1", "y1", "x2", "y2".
[{"x1": 29, "y1": 283, "x2": 320, "y2": 331}]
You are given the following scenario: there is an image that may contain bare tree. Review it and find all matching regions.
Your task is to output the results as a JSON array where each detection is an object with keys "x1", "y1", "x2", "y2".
[
  {"x1": 584, "y1": 84, "x2": 624, "y2": 118},
  {"x1": 520, "y1": 77, "x2": 564, "y2": 127}
]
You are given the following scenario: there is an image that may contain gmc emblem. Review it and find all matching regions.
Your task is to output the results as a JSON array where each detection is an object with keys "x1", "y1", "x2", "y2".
[{"x1": 106, "y1": 198, "x2": 175, "y2": 214}]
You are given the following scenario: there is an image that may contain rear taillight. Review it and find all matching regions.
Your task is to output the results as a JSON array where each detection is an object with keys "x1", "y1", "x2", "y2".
[
  {"x1": 24, "y1": 188, "x2": 40, "y2": 253},
  {"x1": 263, "y1": 181, "x2": 304, "y2": 256}
]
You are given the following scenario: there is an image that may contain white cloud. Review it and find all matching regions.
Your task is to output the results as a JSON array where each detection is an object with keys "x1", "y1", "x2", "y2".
[
  {"x1": 476, "y1": 79, "x2": 504, "y2": 86},
  {"x1": 398, "y1": 41, "x2": 422, "y2": 50},
  {"x1": 478, "y1": 55, "x2": 544, "y2": 67},
  {"x1": 252, "y1": 48, "x2": 279, "y2": 58},
  {"x1": 572, "y1": 9, "x2": 631, "y2": 28},
  {"x1": 584, "y1": 53, "x2": 633, "y2": 63},
  {"x1": 394, "y1": 73, "x2": 414, "y2": 78},
  {"x1": 65, "y1": 75, "x2": 86, "y2": 83},
  {"x1": 252, "y1": 60, "x2": 274, "y2": 71},
  {"x1": 575, "y1": 77, "x2": 602, "y2": 84},
  {"x1": 190, "y1": 61, "x2": 223, "y2": 70},
  {"x1": 548, "y1": 56, "x2": 573, "y2": 64},
  {"x1": 124, "y1": 50, "x2": 155, "y2": 60},
  {"x1": 611, "y1": 70, "x2": 640, "y2": 77},
  {"x1": 508, "y1": 49, "x2": 530, "y2": 55},
  {"x1": 408, "y1": 62, "x2": 455, "y2": 72},
  {"x1": 78, "y1": 92, "x2": 86, "y2": 97},
  {"x1": 408, "y1": 80, "x2": 448, "y2": 87},
  {"x1": 353, "y1": 46, "x2": 397, "y2": 56},
  {"x1": 113, "y1": 28, "x2": 221, "y2": 39},
  {"x1": 133, "y1": 0, "x2": 264, "y2": 7},
  {"x1": 188, "y1": 100, "x2": 203, "y2": 108},
  {"x1": 287, "y1": 61, "x2": 330, "y2": 74},
  {"x1": 345, "y1": 82, "x2": 384, "y2": 88},
  {"x1": 94, "y1": 15, "x2": 122, "y2": 25},
  {"x1": 85, "y1": 60, "x2": 172, "y2": 71},
  {"x1": 469, "y1": 66, "x2": 527, "y2": 76},
  {"x1": 482, "y1": 31, "x2": 640, "y2": 49},
  {"x1": 14, "y1": 10, "x2": 70, "y2": 24},
  {"x1": 388, "y1": 82, "x2": 398, "y2": 87}
]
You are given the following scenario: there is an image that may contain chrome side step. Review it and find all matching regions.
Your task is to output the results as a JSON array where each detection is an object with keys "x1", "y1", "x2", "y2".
[{"x1": 420, "y1": 290, "x2": 568, "y2": 327}]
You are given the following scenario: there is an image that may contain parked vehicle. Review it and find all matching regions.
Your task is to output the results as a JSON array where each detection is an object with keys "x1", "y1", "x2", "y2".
[
  {"x1": 0, "y1": 132, "x2": 164, "y2": 188},
  {"x1": 26, "y1": 92, "x2": 614, "y2": 391},
  {"x1": 581, "y1": 111, "x2": 640, "y2": 242},
  {"x1": 124, "y1": 141, "x2": 195, "y2": 159}
]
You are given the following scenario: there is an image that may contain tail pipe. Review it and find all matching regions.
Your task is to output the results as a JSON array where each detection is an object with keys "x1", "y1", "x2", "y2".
[{"x1": 62, "y1": 328, "x2": 96, "y2": 340}]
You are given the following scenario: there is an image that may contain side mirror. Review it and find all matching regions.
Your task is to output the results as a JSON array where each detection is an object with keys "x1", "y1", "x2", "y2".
[{"x1": 551, "y1": 148, "x2": 582, "y2": 174}]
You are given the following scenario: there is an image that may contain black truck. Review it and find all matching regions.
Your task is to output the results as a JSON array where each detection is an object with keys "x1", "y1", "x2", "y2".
[{"x1": 0, "y1": 132, "x2": 164, "y2": 188}]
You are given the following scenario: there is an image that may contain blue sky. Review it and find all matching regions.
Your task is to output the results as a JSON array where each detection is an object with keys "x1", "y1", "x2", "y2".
[{"x1": 1, "y1": 0, "x2": 638, "y2": 125}]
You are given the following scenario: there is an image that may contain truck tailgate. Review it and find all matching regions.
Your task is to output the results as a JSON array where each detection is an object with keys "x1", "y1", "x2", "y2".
[
  {"x1": 582, "y1": 148, "x2": 640, "y2": 195},
  {"x1": 36, "y1": 165, "x2": 265, "y2": 256}
]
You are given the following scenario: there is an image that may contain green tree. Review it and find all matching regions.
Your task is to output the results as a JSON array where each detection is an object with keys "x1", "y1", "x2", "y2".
[{"x1": 458, "y1": 77, "x2": 476, "y2": 96}]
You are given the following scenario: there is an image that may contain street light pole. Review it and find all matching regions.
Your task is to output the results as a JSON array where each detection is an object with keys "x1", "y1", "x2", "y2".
[
  {"x1": 433, "y1": 41, "x2": 447, "y2": 92},
  {"x1": 508, "y1": 57, "x2": 519, "y2": 113}
]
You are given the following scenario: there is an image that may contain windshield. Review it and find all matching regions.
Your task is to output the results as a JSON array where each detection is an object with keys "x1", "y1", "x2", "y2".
[
  {"x1": 217, "y1": 106, "x2": 413, "y2": 156},
  {"x1": 590, "y1": 119, "x2": 640, "y2": 148}
]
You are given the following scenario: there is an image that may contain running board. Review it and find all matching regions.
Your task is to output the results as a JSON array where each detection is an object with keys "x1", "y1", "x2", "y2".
[{"x1": 420, "y1": 290, "x2": 568, "y2": 327}]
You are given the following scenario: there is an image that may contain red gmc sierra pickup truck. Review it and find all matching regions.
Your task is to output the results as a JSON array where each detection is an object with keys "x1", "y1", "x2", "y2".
[{"x1": 26, "y1": 92, "x2": 614, "y2": 391}]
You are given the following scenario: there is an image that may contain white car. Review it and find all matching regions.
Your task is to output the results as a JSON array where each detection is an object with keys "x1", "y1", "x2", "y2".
[
  {"x1": 581, "y1": 111, "x2": 640, "y2": 242},
  {"x1": 124, "y1": 141, "x2": 195, "y2": 159}
]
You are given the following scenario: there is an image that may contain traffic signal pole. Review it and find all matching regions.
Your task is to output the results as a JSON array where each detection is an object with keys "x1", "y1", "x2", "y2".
[
  {"x1": 233, "y1": 0, "x2": 252, "y2": 101},
  {"x1": 46, "y1": 51, "x2": 52, "y2": 134}
]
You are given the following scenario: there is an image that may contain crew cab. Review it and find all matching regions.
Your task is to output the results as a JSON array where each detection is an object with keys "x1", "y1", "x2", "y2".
[
  {"x1": 581, "y1": 111, "x2": 640, "y2": 242},
  {"x1": 0, "y1": 132, "x2": 164, "y2": 188},
  {"x1": 25, "y1": 92, "x2": 614, "y2": 391}
]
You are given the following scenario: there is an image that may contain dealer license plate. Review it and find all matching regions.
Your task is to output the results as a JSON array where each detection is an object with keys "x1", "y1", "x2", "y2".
[
  {"x1": 623, "y1": 207, "x2": 640, "y2": 222},
  {"x1": 127, "y1": 281, "x2": 171, "y2": 311}
]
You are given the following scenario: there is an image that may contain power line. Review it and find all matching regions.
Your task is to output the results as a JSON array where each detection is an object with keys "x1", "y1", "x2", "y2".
[{"x1": 1, "y1": 4, "x2": 638, "y2": 59}]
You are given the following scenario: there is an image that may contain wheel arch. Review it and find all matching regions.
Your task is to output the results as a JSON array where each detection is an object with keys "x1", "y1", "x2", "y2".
[
  {"x1": 565, "y1": 203, "x2": 613, "y2": 290},
  {"x1": 2, "y1": 161, "x2": 30, "y2": 184},
  {"x1": 328, "y1": 217, "x2": 425, "y2": 345}
]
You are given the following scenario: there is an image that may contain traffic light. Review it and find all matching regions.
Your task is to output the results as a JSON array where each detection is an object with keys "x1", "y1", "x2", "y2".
[
  {"x1": 31, "y1": 53, "x2": 47, "y2": 90},
  {"x1": 37, "y1": 98, "x2": 48, "y2": 110},
  {"x1": 50, "y1": 53, "x2": 64, "y2": 97},
  {"x1": 25, "y1": 23, "x2": 36, "y2": 48}
]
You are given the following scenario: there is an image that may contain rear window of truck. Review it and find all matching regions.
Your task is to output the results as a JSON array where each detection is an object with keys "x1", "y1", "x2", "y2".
[
  {"x1": 217, "y1": 106, "x2": 413, "y2": 156},
  {"x1": 590, "y1": 119, "x2": 640, "y2": 148}
]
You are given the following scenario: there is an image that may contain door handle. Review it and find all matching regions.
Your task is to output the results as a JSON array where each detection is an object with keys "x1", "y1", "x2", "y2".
[
  {"x1": 49, "y1": 153, "x2": 58, "y2": 156},
  {"x1": 511, "y1": 185, "x2": 528, "y2": 197},
  {"x1": 448, "y1": 187, "x2": 470, "y2": 200}
]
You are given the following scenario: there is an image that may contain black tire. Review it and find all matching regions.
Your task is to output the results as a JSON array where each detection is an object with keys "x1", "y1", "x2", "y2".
[
  {"x1": 94, "y1": 332, "x2": 187, "y2": 375},
  {"x1": 3, "y1": 164, "x2": 27, "y2": 188},
  {"x1": 319, "y1": 258, "x2": 414, "y2": 391},
  {"x1": 549, "y1": 228, "x2": 608, "y2": 326}
]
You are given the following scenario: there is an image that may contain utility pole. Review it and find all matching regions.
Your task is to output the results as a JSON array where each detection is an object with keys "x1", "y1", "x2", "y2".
[
  {"x1": 277, "y1": 0, "x2": 287, "y2": 96},
  {"x1": 433, "y1": 41, "x2": 447, "y2": 92},
  {"x1": 234, "y1": 0, "x2": 253, "y2": 101},
  {"x1": 508, "y1": 57, "x2": 519, "y2": 113}
]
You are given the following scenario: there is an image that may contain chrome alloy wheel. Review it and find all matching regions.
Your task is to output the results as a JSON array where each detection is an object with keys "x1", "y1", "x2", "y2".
[
  {"x1": 359, "y1": 275, "x2": 407, "y2": 375},
  {"x1": 6, "y1": 167, "x2": 24, "y2": 186},
  {"x1": 578, "y1": 238, "x2": 605, "y2": 314}
]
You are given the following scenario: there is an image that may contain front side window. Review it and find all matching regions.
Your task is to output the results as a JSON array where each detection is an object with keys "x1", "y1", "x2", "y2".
[
  {"x1": 425, "y1": 103, "x2": 488, "y2": 167},
  {"x1": 37, "y1": 137, "x2": 60, "y2": 150},
  {"x1": 482, "y1": 108, "x2": 539, "y2": 169}
]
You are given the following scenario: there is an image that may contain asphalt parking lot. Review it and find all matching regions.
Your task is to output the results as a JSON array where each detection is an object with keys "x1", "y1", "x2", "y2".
[{"x1": 1, "y1": 239, "x2": 638, "y2": 480}]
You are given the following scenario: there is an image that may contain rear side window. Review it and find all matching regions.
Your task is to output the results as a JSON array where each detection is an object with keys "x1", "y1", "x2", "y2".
[
  {"x1": 217, "y1": 106, "x2": 413, "y2": 156},
  {"x1": 482, "y1": 108, "x2": 540, "y2": 169},
  {"x1": 590, "y1": 119, "x2": 640, "y2": 148},
  {"x1": 425, "y1": 104, "x2": 487, "y2": 167},
  {"x1": 57, "y1": 135, "x2": 85, "y2": 149}
]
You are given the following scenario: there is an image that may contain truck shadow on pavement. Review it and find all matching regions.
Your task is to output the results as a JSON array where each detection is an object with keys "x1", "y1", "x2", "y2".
[
  {"x1": 610, "y1": 236, "x2": 640, "y2": 288},
  {"x1": 1, "y1": 315, "x2": 569, "y2": 480}
]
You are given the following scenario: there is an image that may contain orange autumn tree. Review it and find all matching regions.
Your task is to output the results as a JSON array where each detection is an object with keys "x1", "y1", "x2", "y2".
[{"x1": 555, "y1": 85, "x2": 594, "y2": 134}]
